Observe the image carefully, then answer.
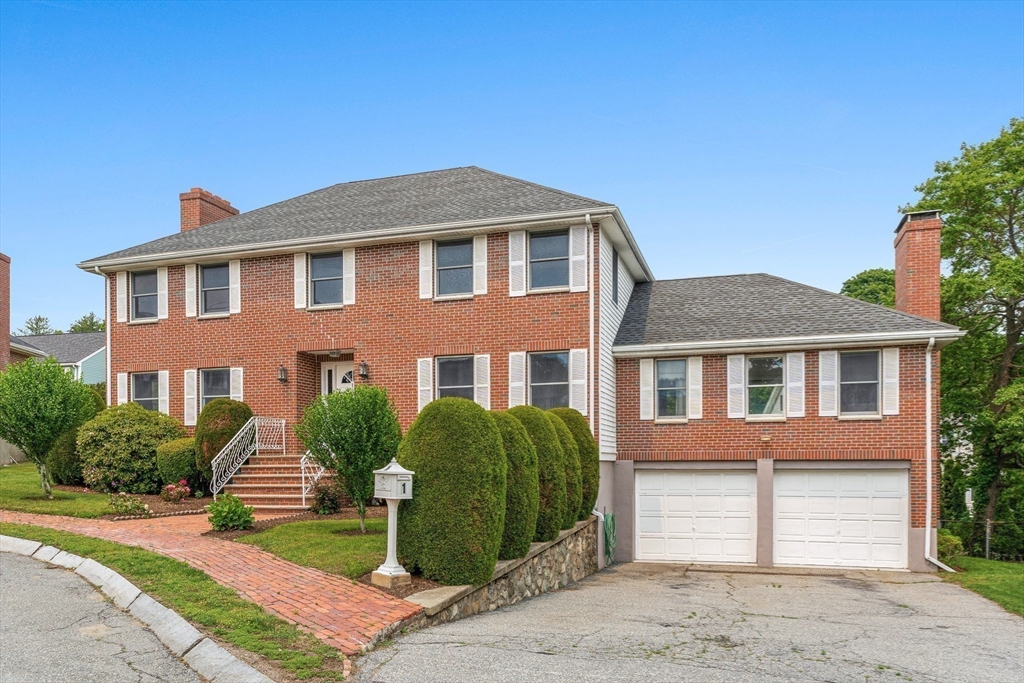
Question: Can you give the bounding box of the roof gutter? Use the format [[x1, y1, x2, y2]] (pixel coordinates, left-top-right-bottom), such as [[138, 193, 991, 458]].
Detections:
[[613, 329, 966, 357]]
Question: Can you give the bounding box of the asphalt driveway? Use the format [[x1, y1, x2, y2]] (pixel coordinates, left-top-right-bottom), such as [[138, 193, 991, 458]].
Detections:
[[356, 562, 1024, 683]]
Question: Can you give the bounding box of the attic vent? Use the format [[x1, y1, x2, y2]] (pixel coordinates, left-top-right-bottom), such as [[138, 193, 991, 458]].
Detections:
[[909, 211, 939, 221]]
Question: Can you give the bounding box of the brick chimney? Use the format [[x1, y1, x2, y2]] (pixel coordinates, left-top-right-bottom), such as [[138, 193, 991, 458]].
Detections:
[[0, 252, 9, 370], [179, 188, 238, 231], [894, 210, 942, 321]]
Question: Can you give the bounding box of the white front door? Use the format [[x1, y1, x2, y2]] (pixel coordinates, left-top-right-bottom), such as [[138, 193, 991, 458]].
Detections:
[[774, 470, 908, 569], [321, 361, 354, 395], [635, 470, 757, 563]]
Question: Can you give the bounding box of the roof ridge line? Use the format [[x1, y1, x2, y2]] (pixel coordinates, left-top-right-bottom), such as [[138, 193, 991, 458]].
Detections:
[[469, 167, 609, 207]]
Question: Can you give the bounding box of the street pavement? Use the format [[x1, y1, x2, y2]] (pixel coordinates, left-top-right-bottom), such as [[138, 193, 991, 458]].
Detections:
[[355, 562, 1024, 683], [0, 552, 199, 683]]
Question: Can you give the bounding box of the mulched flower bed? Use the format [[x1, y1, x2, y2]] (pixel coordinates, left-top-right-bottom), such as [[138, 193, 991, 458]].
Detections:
[[52, 484, 211, 519], [201, 505, 389, 540]]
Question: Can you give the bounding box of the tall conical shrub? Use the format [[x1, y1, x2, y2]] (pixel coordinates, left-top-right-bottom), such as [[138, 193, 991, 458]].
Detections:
[[508, 405, 566, 543], [491, 410, 539, 559]]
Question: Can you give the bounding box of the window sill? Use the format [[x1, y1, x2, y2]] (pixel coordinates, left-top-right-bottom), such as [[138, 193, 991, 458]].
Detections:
[[198, 313, 231, 320], [837, 414, 883, 421], [306, 304, 345, 311], [433, 294, 474, 302], [527, 286, 571, 295], [654, 417, 689, 424], [745, 416, 786, 423], [128, 318, 159, 325]]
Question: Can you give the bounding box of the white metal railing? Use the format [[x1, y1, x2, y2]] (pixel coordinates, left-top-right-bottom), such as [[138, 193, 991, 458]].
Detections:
[[300, 451, 326, 508], [211, 417, 286, 498]]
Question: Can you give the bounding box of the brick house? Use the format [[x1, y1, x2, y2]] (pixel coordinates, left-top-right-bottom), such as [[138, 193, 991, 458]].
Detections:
[[78, 167, 962, 572]]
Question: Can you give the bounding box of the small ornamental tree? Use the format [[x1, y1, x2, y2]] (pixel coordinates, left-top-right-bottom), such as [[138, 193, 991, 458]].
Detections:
[[296, 386, 401, 532], [547, 411, 582, 530], [549, 407, 600, 521], [194, 399, 253, 485], [0, 358, 95, 497], [397, 398, 507, 585], [491, 411, 540, 560], [508, 405, 566, 543]]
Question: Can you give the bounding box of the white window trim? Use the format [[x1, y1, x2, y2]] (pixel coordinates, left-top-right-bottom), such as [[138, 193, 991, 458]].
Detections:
[[527, 229, 572, 294], [130, 371, 161, 412], [199, 263, 232, 318], [745, 353, 787, 422], [199, 367, 232, 408], [306, 252, 346, 310], [527, 350, 571, 409], [433, 239, 475, 300], [435, 355, 475, 399], [838, 349, 883, 417], [129, 270, 159, 323]]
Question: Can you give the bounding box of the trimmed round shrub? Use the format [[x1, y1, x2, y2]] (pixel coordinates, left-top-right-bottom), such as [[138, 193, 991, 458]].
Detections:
[[194, 398, 253, 483], [508, 405, 566, 543], [78, 403, 186, 493], [549, 407, 599, 521], [397, 398, 507, 586], [547, 411, 582, 530], [491, 411, 540, 560], [45, 393, 105, 486], [156, 437, 199, 488]]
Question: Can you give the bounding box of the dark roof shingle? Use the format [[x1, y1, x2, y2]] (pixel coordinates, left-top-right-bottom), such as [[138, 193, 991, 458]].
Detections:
[[614, 274, 959, 347], [82, 167, 609, 264], [14, 332, 105, 363]]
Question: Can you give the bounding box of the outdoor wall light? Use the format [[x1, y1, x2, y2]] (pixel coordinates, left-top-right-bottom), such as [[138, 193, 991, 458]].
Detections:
[[358, 361, 370, 380], [328, 350, 341, 358], [277, 365, 288, 384]]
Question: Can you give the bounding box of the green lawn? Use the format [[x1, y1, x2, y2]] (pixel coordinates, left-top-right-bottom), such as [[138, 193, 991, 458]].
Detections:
[[945, 556, 1024, 616], [0, 463, 110, 518], [0, 522, 346, 681], [238, 518, 388, 580]]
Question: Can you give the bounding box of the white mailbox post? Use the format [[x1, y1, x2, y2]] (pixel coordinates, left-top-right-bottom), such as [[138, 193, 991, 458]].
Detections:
[[371, 459, 414, 588]]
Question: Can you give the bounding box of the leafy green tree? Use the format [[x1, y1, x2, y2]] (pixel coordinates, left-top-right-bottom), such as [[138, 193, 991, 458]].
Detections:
[[296, 386, 401, 532], [68, 312, 105, 333], [901, 119, 1023, 542], [840, 268, 895, 308], [17, 315, 57, 336], [0, 358, 95, 496]]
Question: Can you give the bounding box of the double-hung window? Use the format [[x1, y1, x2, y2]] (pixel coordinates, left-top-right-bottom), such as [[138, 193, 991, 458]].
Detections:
[[132, 372, 159, 411], [840, 351, 880, 415], [656, 359, 687, 419], [435, 239, 474, 297], [200, 264, 230, 315], [131, 271, 158, 321], [200, 368, 230, 408], [310, 253, 344, 306], [436, 356, 474, 399], [529, 351, 569, 409], [528, 230, 569, 290], [747, 355, 784, 417]]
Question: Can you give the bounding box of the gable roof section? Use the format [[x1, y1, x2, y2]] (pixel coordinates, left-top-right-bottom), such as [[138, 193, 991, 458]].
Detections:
[[80, 167, 613, 267], [14, 332, 105, 364], [10, 335, 46, 357], [614, 274, 962, 352]]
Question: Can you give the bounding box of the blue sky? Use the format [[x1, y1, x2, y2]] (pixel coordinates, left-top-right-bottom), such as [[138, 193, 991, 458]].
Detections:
[[1, 1, 1021, 331]]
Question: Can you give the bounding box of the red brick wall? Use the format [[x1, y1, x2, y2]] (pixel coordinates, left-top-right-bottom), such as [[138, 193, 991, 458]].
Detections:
[[0, 252, 9, 371], [894, 213, 941, 321], [108, 231, 600, 453], [179, 188, 238, 232], [616, 347, 940, 527]]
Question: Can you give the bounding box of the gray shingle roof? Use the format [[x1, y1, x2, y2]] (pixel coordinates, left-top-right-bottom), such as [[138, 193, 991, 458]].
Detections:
[[82, 167, 610, 265], [614, 274, 959, 347], [14, 332, 105, 363], [10, 335, 43, 353]]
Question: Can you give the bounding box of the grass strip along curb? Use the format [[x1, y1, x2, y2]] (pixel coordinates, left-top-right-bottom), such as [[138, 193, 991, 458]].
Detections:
[[0, 523, 347, 682], [945, 556, 1024, 617]]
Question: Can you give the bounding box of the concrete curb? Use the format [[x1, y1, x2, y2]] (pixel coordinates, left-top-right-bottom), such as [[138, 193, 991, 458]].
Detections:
[[1, 534, 274, 683]]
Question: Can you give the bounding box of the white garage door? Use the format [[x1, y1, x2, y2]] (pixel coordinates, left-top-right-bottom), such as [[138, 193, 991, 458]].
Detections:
[[635, 470, 757, 563], [774, 470, 908, 569]]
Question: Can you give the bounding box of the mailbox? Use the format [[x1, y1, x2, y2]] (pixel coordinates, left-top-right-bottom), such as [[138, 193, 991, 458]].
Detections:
[[374, 459, 413, 500]]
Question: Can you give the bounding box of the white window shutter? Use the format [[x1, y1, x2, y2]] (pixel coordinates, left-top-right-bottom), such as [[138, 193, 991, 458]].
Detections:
[[474, 354, 491, 410], [508, 231, 526, 297], [158, 370, 169, 415], [417, 358, 433, 412], [508, 352, 526, 407], [185, 264, 197, 317], [727, 355, 745, 418], [639, 358, 654, 421], [230, 367, 243, 402], [786, 352, 805, 418], [117, 372, 128, 405], [883, 348, 900, 415], [687, 356, 703, 419], [419, 241, 433, 299], [157, 267, 168, 319], [116, 272, 127, 322], [183, 370, 197, 426], [818, 350, 838, 416], [569, 349, 588, 415], [293, 254, 307, 309], [342, 248, 356, 305], [569, 225, 588, 293], [473, 234, 488, 295], [228, 260, 241, 314]]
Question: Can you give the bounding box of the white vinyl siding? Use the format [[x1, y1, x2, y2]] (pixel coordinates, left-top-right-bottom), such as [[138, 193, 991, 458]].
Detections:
[[185, 264, 197, 317], [598, 229, 634, 454]]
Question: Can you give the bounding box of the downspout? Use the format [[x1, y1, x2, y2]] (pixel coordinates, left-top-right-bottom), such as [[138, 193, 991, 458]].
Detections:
[[924, 336, 954, 572], [585, 214, 595, 433], [95, 267, 111, 406]]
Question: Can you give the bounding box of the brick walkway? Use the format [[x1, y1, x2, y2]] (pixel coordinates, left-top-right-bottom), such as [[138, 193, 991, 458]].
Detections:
[[0, 511, 422, 654]]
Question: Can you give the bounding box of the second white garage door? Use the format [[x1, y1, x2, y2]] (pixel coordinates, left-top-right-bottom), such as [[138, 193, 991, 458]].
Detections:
[[635, 470, 757, 563], [774, 470, 908, 569]]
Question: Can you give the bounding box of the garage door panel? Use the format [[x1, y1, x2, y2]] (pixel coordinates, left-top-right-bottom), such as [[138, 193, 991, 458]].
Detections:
[[776, 497, 806, 515], [806, 542, 838, 561], [638, 515, 663, 534], [776, 518, 806, 536], [638, 472, 664, 490], [870, 543, 903, 564], [694, 516, 722, 534], [638, 496, 663, 512], [839, 474, 870, 494], [871, 520, 902, 540], [871, 498, 903, 516], [638, 537, 665, 557], [665, 538, 693, 557], [665, 472, 692, 492], [839, 520, 870, 539], [808, 474, 839, 495], [665, 516, 693, 534], [722, 473, 755, 492], [695, 496, 723, 513], [666, 495, 692, 513], [807, 497, 839, 515], [807, 518, 838, 538], [723, 495, 753, 513], [838, 542, 870, 561], [695, 475, 724, 491], [871, 472, 905, 495]]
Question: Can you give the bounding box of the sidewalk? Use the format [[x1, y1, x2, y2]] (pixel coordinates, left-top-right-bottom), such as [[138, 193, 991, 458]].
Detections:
[[0, 510, 422, 654]]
